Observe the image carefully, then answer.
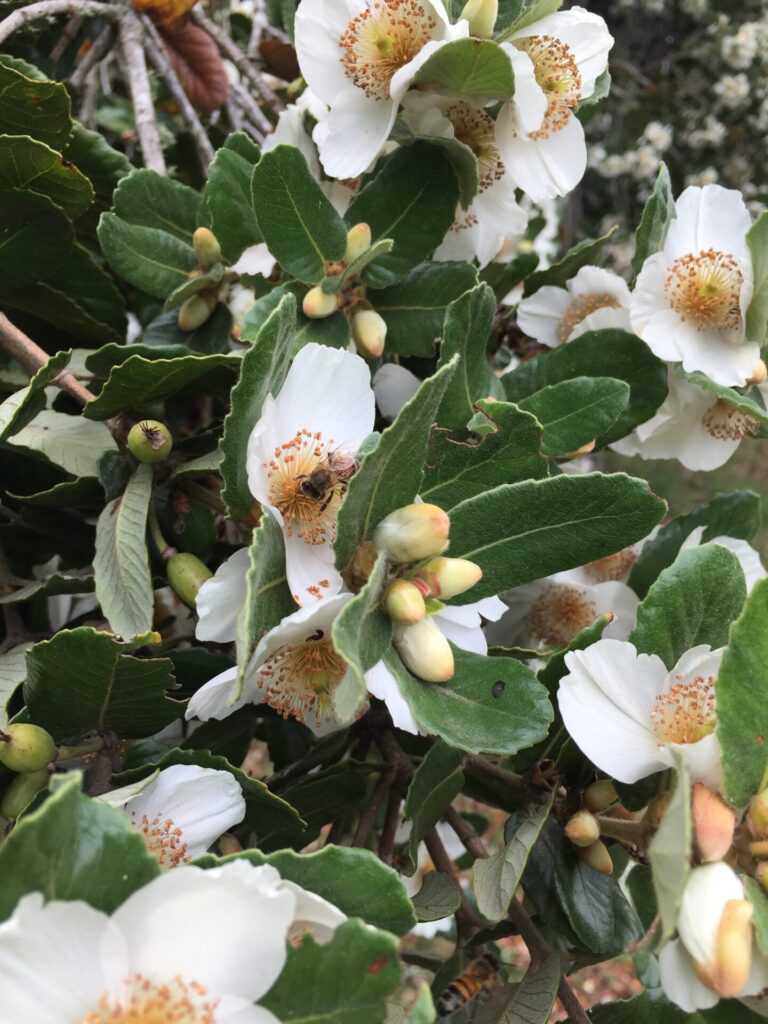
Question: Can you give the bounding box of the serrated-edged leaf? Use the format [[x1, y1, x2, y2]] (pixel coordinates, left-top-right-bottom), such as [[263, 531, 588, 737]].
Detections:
[[747, 211, 768, 344], [0, 133, 93, 218], [517, 377, 630, 456], [0, 349, 69, 443], [437, 283, 500, 432], [112, 167, 201, 240], [474, 953, 561, 1024], [404, 740, 464, 872], [630, 543, 746, 669], [386, 646, 552, 755], [447, 473, 666, 605], [205, 141, 261, 262], [93, 463, 154, 639], [335, 357, 457, 571], [0, 188, 73, 293], [0, 643, 31, 728], [0, 774, 160, 923], [523, 228, 616, 295], [648, 752, 691, 943], [97, 213, 197, 298], [9, 409, 116, 476], [24, 627, 180, 740], [221, 293, 296, 519], [414, 37, 514, 102], [251, 144, 347, 283], [411, 871, 461, 922], [474, 788, 554, 922], [631, 162, 675, 280], [0, 60, 72, 150]]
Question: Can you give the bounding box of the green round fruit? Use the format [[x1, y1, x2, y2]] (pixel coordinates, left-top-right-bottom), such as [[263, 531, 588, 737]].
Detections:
[[0, 724, 56, 773], [127, 420, 173, 463], [0, 769, 49, 819], [167, 552, 213, 608]]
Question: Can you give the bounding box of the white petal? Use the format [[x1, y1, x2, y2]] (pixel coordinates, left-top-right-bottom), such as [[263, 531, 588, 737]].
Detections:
[[435, 615, 487, 654], [570, 306, 632, 339], [186, 666, 247, 722], [670, 644, 722, 683], [293, 0, 357, 106], [499, 47, 547, 135], [501, 115, 587, 202], [281, 879, 346, 943], [283, 527, 343, 606], [315, 90, 396, 179], [251, 593, 354, 669], [591, 581, 639, 641], [665, 185, 752, 262], [516, 286, 572, 346], [196, 547, 250, 643], [568, 265, 631, 304], [659, 939, 720, 1013], [373, 364, 421, 420], [230, 243, 277, 278], [673, 733, 724, 790], [217, 997, 282, 1024], [365, 660, 420, 734], [677, 862, 744, 964], [516, 8, 613, 98]]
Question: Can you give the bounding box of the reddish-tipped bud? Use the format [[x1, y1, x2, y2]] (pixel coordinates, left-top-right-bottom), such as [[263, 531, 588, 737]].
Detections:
[[577, 839, 614, 876], [565, 810, 601, 848], [374, 503, 450, 564], [344, 222, 372, 263], [167, 552, 213, 608], [394, 617, 454, 683], [0, 724, 56, 773], [415, 556, 482, 600], [692, 783, 736, 863], [352, 310, 387, 358], [584, 779, 619, 813], [385, 579, 426, 624], [193, 227, 222, 269], [302, 285, 338, 319], [749, 789, 768, 835], [127, 419, 173, 463], [460, 0, 498, 37], [0, 769, 49, 820], [178, 291, 217, 330]]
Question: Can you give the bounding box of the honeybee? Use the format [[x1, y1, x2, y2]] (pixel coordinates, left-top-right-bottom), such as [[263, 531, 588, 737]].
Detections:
[[297, 449, 359, 512], [437, 954, 500, 1017]]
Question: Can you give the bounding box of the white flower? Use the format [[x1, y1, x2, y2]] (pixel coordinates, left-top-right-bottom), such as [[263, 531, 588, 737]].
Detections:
[[682, 528, 766, 593], [643, 120, 673, 152], [516, 265, 631, 347], [659, 863, 768, 1013], [196, 546, 252, 642], [0, 860, 344, 1024], [294, 0, 468, 178], [495, 7, 613, 202], [246, 342, 375, 606], [558, 638, 724, 787], [373, 363, 421, 420], [630, 185, 758, 387], [611, 368, 755, 471], [98, 764, 246, 869]]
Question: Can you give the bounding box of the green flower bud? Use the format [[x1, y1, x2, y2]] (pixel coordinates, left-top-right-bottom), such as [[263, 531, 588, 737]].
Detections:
[[0, 769, 49, 819], [385, 579, 426, 624], [193, 227, 222, 270], [460, 0, 498, 37], [0, 724, 56, 773], [415, 556, 482, 600], [167, 552, 213, 608], [302, 285, 338, 319], [564, 810, 601, 848], [584, 779, 619, 813], [344, 222, 372, 263], [352, 309, 387, 358], [394, 617, 454, 683], [577, 839, 614, 876], [373, 503, 450, 564], [127, 420, 173, 463], [178, 291, 217, 331]]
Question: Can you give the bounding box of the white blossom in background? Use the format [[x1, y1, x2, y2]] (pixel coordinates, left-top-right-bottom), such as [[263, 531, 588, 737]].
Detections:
[[516, 265, 631, 347], [558, 638, 724, 788], [713, 73, 750, 110], [294, 0, 468, 178], [0, 860, 345, 1024], [631, 184, 758, 387], [495, 7, 613, 202]]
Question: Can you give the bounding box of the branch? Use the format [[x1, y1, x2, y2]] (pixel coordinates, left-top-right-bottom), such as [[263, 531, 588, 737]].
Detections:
[[464, 754, 528, 802], [444, 806, 489, 861], [70, 22, 114, 89], [0, 0, 114, 48], [118, 7, 166, 174], [49, 14, 84, 62], [352, 767, 396, 848]]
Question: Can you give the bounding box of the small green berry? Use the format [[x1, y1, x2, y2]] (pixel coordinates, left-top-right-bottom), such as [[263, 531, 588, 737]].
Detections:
[[127, 420, 173, 463], [167, 552, 213, 608], [0, 724, 56, 773], [0, 769, 49, 819]]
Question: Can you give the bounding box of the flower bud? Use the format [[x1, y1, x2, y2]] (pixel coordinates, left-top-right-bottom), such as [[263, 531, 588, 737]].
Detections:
[[302, 285, 338, 319], [564, 439, 596, 460], [460, 0, 498, 37], [394, 617, 454, 683], [0, 769, 49, 819], [584, 779, 618, 813], [385, 579, 426, 624], [127, 419, 173, 463], [352, 310, 387, 359], [757, 862, 768, 893], [167, 552, 213, 608], [749, 840, 768, 857], [374, 503, 450, 564], [344, 222, 372, 263], [0, 724, 56, 773], [415, 556, 482, 600], [702, 899, 754, 998], [577, 839, 614, 875], [749, 789, 768, 835], [193, 227, 222, 270], [565, 810, 601, 848], [747, 360, 768, 386], [178, 291, 217, 331], [692, 783, 736, 863]]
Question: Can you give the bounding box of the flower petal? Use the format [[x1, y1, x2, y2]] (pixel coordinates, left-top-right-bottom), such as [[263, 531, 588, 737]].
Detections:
[[658, 939, 720, 1013], [500, 114, 587, 202], [373, 364, 421, 420], [365, 660, 420, 734], [195, 547, 250, 643], [185, 666, 246, 723]]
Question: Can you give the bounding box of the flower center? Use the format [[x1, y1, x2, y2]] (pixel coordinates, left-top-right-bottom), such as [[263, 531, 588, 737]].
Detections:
[[77, 974, 218, 1024], [557, 293, 622, 343], [516, 34, 581, 138], [665, 249, 743, 332], [528, 583, 596, 647], [265, 430, 347, 546], [702, 399, 757, 441], [128, 812, 191, 869], [340, 0, 437, 100], [258, 631, 347, 727], [446, 102, 504, 192], [583, 546, 638, 583], [650, 674, 716, 745]]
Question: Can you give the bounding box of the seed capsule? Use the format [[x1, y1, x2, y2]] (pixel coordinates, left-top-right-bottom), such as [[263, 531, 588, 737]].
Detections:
[[127, 419, 173, 463], [0, 724, 56, 773]]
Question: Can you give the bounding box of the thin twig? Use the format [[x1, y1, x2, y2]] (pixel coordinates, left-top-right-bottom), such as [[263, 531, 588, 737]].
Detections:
[[464, 754, 527, 802], [230, 80, 270, 140], [78, 66, 100, 127], [0, 0, 114, 48], [444, 806, 489, 861], [70, 22, 113, 89], [49, 13, 83, 62], [247, 0, 268, 58], [118, 7, 167, 174], [379, 786, 402, 865], [352, 767, 396, 849], [425, 828, 482, 940]]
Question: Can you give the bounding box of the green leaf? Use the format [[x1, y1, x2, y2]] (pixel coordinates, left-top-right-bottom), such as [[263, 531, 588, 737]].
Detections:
[[474, 788, 554, 922], [676, 368, 768, 430], [8, 409, 117, 476], [0, 134, 93, 219], [373, 260, 479, 357], [413, 38, 515, 102], [0, 349, 70, 443], [648, 753, 691, 943], [0, 59, 72, 150], [0, 774, 160, 923], [84, 352, 239, 419], [0, 566, 93, 606], [332, 554, 393, 723], [142, 303, 233, 354], [421, 398, 546, 509], [404, 741, 464, 871], [0, 643, 31, 729], [261, 919, 400, 1024], [112, 167, 201, 240], [537, 613, 614, 696], [169, 448, 224, 480], [630, 543, 747, 668], [411, 871, 461, 922], [437, 283, 500, 432], [345, 144, 460, 289], [387, 646, 552, 755], [24, 627, 180, 740], [0, 188, 73, 293], [631, 162, 675, 280], [716, 577, 768, 807], [502, 330, 668, 446], [164, 264, 224, 311], [585, 992, 691, 1023], [392, 121, 479, 208], [448, 473, 666, 604], [97, 212, 197, 299], [63, 123, 131, 203], [496, 0, 563, 38], [475, 954, 561, 1024], [747, 211, 768, 344], [523, 229, 616, 296], [9, 476, 102, 508], [518, 377, 630, 456], [220, 293, 296, 519], [205, 138, 262, 262], [335, 358, 457, 570], [93, 463, 154, 639], [481, 250, 540, 301], [251, 144, 347, 283]]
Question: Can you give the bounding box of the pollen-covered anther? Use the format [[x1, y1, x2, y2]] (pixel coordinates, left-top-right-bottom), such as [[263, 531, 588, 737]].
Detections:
[[265, 429, 342, 545], [557, 293, 622, 343], [702, 400, 757, 442], [78, 972, 218, 1023], [584, 546, 638, 583], [516, 34, 582, 139], [340, 0, 437, 99], [446, 102, 505, 192], [665, 248, 743, 332], [129, 812, 191, 869], [527, 583, 596, 647], [259, 633, 347, 726], [650, 674, 716, 745]]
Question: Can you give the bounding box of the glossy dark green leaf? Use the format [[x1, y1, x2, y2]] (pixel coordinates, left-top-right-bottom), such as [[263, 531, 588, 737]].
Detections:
[[0, 188, 72, 293], [631, 162, 675, 280], [0, 59, 72, 150], [437, 283, 501, 432], [205, 138, 262, 261], [475, 954, 561, 1024], [0, 349, 70, 443], [97, 212, 197, 298], [413, 38, 515, 102], [0, 134, 93, 218], [404, 740, 464, 871], [63, 123, 132, 203], [392, 120, 479, 208], [111, 168, 201, 240], [518, 377, 629, 456]]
